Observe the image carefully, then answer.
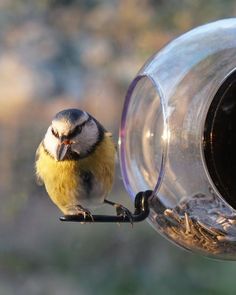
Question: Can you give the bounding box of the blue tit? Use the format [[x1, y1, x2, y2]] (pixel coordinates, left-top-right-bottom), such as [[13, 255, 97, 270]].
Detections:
[[35, 108, 130, 219]]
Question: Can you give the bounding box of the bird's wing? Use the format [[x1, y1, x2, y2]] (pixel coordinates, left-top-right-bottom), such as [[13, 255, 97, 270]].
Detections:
[[35, 142, 44, 186]]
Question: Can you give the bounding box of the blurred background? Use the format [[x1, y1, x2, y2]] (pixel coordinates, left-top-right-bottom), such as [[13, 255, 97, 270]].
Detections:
[[1, 0, 236, 294]]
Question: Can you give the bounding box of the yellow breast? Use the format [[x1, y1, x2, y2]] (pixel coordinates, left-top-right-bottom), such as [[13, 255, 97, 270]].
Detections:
[[35, 135, 116, 213]]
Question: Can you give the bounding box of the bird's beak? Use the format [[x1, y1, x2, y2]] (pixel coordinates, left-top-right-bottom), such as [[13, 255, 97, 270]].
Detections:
[[56, 139, 72, 161]]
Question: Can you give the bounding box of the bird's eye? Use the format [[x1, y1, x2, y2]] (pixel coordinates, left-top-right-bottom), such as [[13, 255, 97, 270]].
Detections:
[[75, 125, 82, 134], [51, 128, 59, 138], [68, 125, 82, 138]]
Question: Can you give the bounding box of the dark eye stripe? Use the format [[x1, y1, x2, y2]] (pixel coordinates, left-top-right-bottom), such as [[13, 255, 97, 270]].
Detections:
[[67, 117, 91, 139], [52, 128, 59, 138], [68, 125, 82, 138]]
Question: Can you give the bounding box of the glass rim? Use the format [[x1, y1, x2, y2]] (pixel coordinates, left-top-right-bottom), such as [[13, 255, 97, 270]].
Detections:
[[119, 74, 168, 199]]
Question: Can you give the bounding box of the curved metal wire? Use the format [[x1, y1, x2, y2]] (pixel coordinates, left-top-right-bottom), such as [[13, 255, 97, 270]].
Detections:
[[60, 190, 153, 223]]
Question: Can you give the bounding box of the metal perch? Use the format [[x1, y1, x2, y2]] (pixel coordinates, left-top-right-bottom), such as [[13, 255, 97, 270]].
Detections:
[[60, 190, 153, 223]]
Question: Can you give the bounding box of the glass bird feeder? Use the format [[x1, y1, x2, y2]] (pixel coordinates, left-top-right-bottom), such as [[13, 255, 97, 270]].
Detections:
[[119, 18, 236, 260]]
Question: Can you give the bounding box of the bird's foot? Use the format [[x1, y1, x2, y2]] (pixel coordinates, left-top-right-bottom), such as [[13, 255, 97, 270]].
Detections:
[[104, 199, 133, 225], [75, 205, 94, 222], [116, 204, 134, 226]]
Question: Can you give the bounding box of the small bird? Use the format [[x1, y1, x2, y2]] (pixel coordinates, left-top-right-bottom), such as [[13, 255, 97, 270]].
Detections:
[[35, 108, 131, 220]]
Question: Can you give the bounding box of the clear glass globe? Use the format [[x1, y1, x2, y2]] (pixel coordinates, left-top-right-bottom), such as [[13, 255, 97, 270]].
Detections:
[[119, 19, 236, 260]]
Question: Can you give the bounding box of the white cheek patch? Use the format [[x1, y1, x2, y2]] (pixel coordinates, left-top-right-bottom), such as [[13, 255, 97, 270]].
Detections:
[[44, 126, 59, 159]]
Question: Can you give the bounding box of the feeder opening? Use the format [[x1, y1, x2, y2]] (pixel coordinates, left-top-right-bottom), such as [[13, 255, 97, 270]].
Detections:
[[204, 69, 236, 209]]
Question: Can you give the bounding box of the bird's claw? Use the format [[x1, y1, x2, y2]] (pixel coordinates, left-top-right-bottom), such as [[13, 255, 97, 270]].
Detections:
[[76, 206, 94, 222], [115, 204, 134, 226]]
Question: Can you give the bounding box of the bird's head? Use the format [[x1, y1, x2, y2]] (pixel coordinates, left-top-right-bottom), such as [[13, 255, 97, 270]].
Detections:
[[43, 109, 104, 161]]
